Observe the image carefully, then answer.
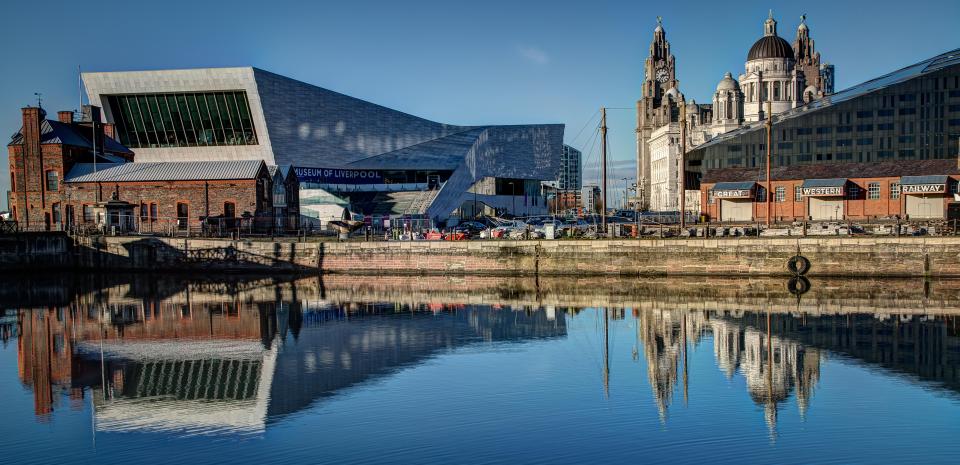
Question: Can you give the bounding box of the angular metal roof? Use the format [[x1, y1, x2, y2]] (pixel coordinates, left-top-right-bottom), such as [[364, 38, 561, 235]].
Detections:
[[900, 175, 949, 185], [712, 181, 757, 191], [65, 160, 265, 183], [693, 48, 960, 152], [801, 178, 848, 188]]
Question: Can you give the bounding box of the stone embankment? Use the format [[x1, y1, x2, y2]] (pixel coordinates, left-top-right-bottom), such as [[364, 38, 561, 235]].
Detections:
[[3, 233, 960, 277], [0, 235, 943, 277]]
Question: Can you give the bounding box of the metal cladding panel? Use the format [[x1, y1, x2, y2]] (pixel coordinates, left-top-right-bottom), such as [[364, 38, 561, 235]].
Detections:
[[253, 68, 469, 167], [427, 124, 564, 219], [82, 67, 275, 163], [65, 160, 264, 183], [343, 128, 488, 170]]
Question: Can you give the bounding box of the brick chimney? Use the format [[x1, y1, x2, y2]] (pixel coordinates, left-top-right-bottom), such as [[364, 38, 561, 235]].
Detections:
[[57, 111, 74, 123], [21, 107, 43, 159]]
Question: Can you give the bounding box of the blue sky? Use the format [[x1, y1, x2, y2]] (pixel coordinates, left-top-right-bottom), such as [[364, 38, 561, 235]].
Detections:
[[2, 0, 959, 209]]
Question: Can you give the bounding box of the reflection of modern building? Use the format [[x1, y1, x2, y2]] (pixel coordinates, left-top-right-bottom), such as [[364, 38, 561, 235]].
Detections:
[[81, 68, 564, 223], [12, 276, 566, 435]]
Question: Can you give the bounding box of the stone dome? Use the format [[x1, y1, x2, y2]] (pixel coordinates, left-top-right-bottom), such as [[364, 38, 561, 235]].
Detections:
[[716, 72, 740, 91], [747, 35, 794, 61]]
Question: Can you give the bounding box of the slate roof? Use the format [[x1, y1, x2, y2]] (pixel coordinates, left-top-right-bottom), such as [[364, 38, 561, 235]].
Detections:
[[702, 159, 960, 184], [901, 175, 949, 185], [712, 181, 757, 191], [8, 118, 132, 154], [65, 160, 266, 183], [801, 178, 848, 188]]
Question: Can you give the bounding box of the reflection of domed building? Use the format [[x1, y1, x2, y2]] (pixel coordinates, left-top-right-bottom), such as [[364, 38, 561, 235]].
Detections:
[[638, 309, 708, 421], [637, 12, 833, 211], [711, 317, 823, 437]]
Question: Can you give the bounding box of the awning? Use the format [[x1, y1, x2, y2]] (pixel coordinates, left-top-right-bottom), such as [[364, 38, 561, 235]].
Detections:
[[712, 181, 756, 199], [801, 178, 847, 196], [900, 175, 948, 194]]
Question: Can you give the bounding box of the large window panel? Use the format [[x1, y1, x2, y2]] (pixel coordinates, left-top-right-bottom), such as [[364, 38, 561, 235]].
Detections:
[[104, 91, 258, 148], [215, 92, 236, 144]]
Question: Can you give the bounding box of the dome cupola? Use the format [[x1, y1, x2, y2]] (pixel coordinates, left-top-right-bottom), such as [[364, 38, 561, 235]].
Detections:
[[747, 11, 794, 61]]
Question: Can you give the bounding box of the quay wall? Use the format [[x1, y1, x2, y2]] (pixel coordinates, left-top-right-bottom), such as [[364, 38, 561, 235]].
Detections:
[[42, 235, 960, 277]]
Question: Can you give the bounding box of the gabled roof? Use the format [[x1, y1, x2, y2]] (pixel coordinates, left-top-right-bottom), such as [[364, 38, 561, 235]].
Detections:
[[65, 160, 266, 183], [694, 48, 960, 152], [8, 119, 132, 154]]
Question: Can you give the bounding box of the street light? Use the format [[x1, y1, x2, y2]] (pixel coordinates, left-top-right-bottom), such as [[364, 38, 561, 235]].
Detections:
[[508, 181, 516, 216], [621, 177, 634, 210]]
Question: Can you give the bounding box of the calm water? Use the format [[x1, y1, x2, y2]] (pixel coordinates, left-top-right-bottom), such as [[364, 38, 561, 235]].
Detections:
[[2, 273, 959, 464]]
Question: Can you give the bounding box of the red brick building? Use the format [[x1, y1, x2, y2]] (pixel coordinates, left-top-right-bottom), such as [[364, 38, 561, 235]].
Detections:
[[8, 106, 297, 233], [65, 159, 274, 232], [700, 160, 960, 223], [7, 106, 133, 230]]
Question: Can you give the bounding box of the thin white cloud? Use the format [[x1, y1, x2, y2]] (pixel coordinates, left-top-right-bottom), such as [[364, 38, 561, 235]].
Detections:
[[517, 45, 550, 65]]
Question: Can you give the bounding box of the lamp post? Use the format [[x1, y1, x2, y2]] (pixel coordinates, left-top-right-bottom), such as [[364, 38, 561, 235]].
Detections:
[[508, 181, 516, 216], [621, 177, 633, 210]]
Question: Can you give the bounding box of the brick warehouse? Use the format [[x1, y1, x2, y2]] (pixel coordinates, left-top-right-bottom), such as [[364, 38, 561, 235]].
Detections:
[[700, 159, 960, 223], [7, 106, 297, 233]]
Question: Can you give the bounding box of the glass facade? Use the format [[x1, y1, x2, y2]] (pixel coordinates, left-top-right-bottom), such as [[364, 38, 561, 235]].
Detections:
[[104, 92, 257, 148], [688, 61, 960, 176]]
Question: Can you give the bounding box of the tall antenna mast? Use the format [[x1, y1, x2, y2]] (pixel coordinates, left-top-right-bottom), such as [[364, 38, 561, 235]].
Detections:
[[601, 107, 608, 233]]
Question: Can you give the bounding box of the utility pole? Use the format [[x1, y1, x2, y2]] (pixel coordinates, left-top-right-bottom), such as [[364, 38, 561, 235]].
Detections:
[[679, 102, 687, 229], [601, 107, 608, 233], [765, 100, 772, 228]]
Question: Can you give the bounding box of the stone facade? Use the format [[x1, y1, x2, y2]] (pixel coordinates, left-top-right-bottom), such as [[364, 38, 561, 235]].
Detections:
[[636, 13, 832, 210]]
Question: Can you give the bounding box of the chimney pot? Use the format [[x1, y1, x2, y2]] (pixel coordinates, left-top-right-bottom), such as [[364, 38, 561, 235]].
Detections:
[[57, 111, 74, 123]]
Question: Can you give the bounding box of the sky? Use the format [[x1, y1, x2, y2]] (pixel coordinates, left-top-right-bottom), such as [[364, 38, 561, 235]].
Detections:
[[2, 0, 959, 210]]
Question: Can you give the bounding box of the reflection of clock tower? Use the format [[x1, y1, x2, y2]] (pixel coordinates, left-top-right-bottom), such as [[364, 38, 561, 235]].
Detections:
[[636, 16, 680, 210]]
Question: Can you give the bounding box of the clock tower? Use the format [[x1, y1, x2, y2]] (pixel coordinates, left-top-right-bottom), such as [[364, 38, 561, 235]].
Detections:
[[636, 16, 680, 210]]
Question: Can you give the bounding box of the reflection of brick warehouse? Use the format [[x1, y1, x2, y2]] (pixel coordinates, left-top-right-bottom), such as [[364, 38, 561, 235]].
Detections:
[[16, 300, 269, 418], [17, 308, 82, 417]]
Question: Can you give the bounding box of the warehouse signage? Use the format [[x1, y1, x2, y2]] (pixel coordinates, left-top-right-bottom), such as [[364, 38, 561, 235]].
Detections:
[[294, 167, 384, 184], [801, 186, 844, 196], [901, 183, 946, 194], [713, 189, 752, 199]]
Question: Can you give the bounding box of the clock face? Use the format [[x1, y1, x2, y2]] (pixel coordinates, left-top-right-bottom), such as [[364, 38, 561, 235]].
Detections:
[[655, 67, 669, 83]]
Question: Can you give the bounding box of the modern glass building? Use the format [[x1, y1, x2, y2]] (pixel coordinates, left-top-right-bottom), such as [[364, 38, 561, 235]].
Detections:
[[687, 48, 960, 179], [81, 68, 564, 223]]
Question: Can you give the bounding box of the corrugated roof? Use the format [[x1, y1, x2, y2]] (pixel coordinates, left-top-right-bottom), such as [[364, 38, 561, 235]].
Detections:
[[713, 181, 756, 191], [65, 160, 265, 183], [900, 175, 949, 185], [702, 159, 960, 184], [693, 48, 960, 152], [801, 178, 848, 188]]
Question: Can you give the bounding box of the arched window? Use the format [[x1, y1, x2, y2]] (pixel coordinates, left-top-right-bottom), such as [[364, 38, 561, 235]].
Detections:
[[224, 202, 236, 218]]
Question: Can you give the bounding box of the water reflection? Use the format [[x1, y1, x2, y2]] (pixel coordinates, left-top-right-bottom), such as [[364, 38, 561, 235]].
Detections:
[[3, 273, 959, 443]]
